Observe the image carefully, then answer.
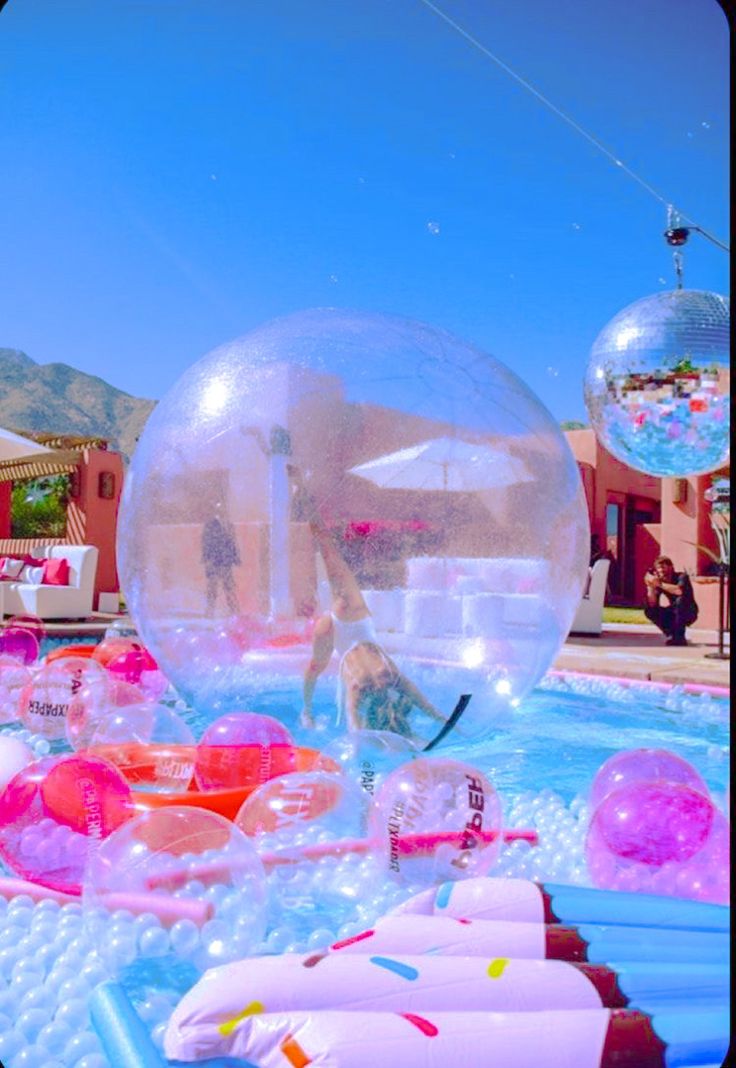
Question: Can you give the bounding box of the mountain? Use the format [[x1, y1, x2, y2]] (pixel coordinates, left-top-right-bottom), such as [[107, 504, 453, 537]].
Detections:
[[0, 348, 156, 460]]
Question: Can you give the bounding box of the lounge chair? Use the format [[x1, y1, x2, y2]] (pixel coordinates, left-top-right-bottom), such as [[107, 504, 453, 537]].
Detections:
[[569, 558, 610, 636]]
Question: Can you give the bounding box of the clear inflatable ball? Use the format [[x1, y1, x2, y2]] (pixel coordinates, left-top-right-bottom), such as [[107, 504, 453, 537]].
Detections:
[[83, 806, 267, 972], [589, 747, 710, 809], [368, 756, 503, 886], [118, 309, 589, 738]]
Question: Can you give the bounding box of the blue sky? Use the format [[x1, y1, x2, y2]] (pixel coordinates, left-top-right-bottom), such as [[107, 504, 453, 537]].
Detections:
[[0, 0, 729, 422]]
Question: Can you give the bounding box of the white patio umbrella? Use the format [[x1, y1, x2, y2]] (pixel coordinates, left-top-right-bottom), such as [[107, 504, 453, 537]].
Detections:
[[0, 427, 54, 462], [349, 435, 532, 493]]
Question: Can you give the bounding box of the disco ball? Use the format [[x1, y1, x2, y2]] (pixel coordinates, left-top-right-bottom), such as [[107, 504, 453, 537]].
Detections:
[[118, 308, 589, 739], [584, 289, 730, 477]]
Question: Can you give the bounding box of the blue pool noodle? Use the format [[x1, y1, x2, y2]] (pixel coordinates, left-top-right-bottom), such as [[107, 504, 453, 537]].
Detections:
[[89, 981, 167, 1068], [544, 884, 730, 933], [651, 1007, 731, 1067], [579, 924, 729, 966], [613, 962, 729, 1012]]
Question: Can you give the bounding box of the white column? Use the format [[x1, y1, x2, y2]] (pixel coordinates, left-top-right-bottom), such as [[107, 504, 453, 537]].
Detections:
[[269, 452, 292, 618]]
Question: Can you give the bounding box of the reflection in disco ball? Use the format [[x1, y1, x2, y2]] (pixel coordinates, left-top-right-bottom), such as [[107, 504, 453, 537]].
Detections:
[[118, 309, 589, 736], [584, 290, 730, 477]]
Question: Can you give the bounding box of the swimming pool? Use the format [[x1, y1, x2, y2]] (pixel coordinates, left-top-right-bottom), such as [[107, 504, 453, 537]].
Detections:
[[0, 648, 728, 1067], [176, 662, 730, 803], [24, 637, 733, 833]]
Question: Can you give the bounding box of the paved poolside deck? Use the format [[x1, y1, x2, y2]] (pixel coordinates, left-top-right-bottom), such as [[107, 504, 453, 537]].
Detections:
[[41, 613, 731, 693], [556, 623, 730, 691]]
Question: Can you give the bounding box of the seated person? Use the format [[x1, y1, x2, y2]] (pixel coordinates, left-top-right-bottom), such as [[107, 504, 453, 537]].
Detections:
[[292, 465, 445, 740], [643, 555, 698, 646]]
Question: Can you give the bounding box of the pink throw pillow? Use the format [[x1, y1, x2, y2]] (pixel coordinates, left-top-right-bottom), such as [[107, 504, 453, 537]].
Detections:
[[42, 557, 70, 586]]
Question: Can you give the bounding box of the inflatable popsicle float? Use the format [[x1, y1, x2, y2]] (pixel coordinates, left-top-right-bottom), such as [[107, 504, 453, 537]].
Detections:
[[164, 877, 730, 1067]]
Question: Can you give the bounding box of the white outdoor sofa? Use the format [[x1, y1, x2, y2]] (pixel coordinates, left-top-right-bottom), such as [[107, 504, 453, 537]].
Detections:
[[569, 557, 610, 636], [0, 544, 99, 621]]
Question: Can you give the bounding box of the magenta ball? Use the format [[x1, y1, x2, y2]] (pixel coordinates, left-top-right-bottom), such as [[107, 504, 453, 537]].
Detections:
[[0, 627, 40, 665], [195, 712, 295, 791], [199, 712, 293, 749], [0, 754, 134, 895], [589, 748, 709, 810], [586, 781, 730, 903]]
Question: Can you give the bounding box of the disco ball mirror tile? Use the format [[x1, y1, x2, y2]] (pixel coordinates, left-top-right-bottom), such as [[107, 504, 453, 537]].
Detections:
[[584, 290, 730, 477]]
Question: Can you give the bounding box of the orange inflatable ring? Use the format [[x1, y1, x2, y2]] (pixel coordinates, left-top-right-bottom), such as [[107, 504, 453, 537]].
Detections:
[[45, 643, 98, 664], [87, 743, 338, 822]]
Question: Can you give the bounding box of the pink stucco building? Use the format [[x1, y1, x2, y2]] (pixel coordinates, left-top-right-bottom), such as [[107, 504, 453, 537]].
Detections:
[[565, 428, 728, 631], [0, 422, 727, 632]]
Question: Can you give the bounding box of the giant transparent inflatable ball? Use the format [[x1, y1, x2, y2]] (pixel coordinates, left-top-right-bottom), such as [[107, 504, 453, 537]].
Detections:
[[119, 310, 589, 738], [584, 289, 730, 477]]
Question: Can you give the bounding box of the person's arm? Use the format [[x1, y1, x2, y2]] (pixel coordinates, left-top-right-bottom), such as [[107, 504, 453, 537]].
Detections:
[[659, 577, 684, 598], [301, 615, 334, 726], [344, 686, 364, 733], [393, 665, 445, 724], [644, 570, 661, 605]]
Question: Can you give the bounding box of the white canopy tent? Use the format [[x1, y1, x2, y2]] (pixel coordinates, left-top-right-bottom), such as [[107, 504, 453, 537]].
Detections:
[[0, 427, 55, 462]]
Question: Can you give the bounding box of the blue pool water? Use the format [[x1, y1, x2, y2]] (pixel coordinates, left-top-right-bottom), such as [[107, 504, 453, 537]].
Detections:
[[181, 669, 731, 805], [36, 635, 730, 804]]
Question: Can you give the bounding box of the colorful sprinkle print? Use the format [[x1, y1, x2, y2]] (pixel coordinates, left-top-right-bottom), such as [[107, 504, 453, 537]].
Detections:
[[218, 1000, 264, 1037], [400, 1013, 439, 1038], [302, 953, 327, 969], [435, 881, 454, 909], [280, 1033, 313, 1067], [369, 956, 419, 981], [331, 929, 375, 950], [487, 957, 510, 979]]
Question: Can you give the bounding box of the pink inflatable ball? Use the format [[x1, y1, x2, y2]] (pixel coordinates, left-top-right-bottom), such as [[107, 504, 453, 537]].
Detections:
[[0, 735, 34, 791], [585, 781, 730, 904], [0, 753, 134, 895], [369, 757, 504, 886], [105, 647, 169, 701], [0, 625, 40, 665], [65, 677, 148, 751], [5, 613, 46, 644], [18, 656, 108, 740], [589, 748, 710, 809], [91, 635, 143, 665], [83, 806, 267, 970], [0, 656, 32, 725], [195, 712, 294, 791]]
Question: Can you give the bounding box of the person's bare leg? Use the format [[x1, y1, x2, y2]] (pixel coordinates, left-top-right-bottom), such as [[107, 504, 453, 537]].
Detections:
[[223, 570, 239, 616], [288, 464, 369, 620], [205, 573, 217, 617]]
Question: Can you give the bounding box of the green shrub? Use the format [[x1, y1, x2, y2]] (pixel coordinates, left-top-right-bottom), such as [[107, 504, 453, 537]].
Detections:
[[11, 476, 69, 538]]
